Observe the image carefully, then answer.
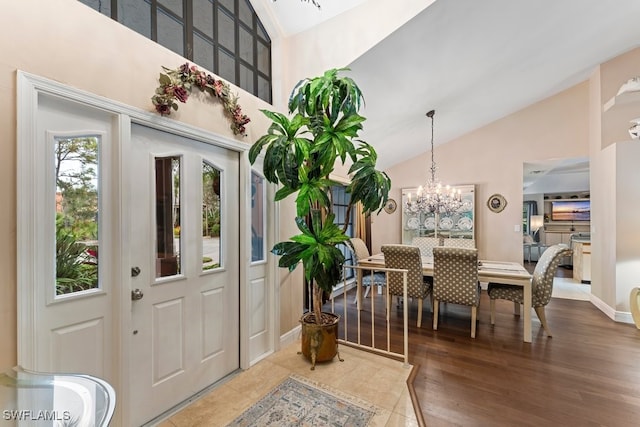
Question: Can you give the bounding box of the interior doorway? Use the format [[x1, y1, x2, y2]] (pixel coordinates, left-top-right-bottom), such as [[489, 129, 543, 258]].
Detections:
[[522, 157, 591, 299]]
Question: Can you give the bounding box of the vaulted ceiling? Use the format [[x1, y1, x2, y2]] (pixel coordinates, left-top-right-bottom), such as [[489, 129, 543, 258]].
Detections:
[[257, 1, 640, 191]]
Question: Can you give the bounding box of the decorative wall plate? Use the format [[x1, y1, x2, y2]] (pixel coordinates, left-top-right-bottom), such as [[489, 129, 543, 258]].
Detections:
[[384, 198, 397, 214], [487, 194, 507, 213], [439, 217, 454, 230], [424, 217, 436, 230], [407, 217, 420, 229], [457, 217, 473, 230]]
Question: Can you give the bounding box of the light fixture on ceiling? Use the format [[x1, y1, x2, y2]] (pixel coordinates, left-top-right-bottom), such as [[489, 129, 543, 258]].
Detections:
[[272, 0, 321, 10], [404, 110, 462, 215]]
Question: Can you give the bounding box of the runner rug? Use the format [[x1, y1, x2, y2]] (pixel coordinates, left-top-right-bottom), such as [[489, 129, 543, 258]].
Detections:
[[226, 374, 378, 426]]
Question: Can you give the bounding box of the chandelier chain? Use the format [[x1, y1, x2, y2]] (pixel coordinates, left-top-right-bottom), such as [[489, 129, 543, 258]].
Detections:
[[404, 109, 463, 216]]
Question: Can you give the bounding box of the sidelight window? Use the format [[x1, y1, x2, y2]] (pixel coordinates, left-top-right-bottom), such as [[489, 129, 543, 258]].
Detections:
[[54, 136, 100, 295], [202, 160, 222, 270], [155, 156, 182, 278]]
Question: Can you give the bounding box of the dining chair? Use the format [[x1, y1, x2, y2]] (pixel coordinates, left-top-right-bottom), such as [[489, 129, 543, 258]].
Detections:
[[381, 244, 433, 327], [443, 238, 476, 249], [346, 238, 387, 304], [411, 236, 441, 257], [487, 243, 572, 337], [432, 246, 481, 338]]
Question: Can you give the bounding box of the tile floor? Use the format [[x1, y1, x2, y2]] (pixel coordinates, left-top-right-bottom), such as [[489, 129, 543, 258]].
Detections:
[[156, 343, 417, 427]]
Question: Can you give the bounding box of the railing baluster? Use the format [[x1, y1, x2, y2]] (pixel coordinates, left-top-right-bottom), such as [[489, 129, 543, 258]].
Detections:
[[334, 264, 409, 365]]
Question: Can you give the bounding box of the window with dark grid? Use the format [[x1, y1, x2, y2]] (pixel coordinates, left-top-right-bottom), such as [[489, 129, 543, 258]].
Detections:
[[331, 185, 355, 280], [79, 0, 272, 103]]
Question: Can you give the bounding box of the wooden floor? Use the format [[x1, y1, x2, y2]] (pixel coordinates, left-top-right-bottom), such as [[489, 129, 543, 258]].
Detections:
[[329, 279, 640, 426]]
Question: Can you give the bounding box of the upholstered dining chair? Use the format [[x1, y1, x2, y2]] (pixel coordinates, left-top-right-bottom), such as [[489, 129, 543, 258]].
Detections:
[[381, 244, 433, 327], [443, 238, 476, 249], [432, 247, 481, 338], [346, 238, 386, 304], [487, 243, 572, 337], [411, 236, 441, 257]]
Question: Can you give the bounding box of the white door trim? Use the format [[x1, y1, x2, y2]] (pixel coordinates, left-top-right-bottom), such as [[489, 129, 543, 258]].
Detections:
[[16, 71, 254, 425]]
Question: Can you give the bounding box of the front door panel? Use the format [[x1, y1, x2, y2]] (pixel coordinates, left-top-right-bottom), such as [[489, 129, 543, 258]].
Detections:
[[129, 124, 239, 425]]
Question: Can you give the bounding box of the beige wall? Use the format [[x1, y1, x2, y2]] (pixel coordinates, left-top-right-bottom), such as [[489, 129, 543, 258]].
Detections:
[[591, 47, 640, 312], [376, 82, 590, 261], [0, 0, 276, 372]]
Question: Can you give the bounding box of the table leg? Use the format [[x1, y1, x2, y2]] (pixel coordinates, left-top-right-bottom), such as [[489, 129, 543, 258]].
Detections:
[[356, 268, 363, 310], [523, 278, 532, 343]]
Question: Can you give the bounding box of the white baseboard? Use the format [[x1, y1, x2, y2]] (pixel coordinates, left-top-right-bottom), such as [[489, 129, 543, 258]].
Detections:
[[280, 324, 301, 348], [589, 293, 634, 324]]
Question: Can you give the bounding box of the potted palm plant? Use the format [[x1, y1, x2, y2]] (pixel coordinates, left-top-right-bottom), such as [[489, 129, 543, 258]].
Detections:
[[249, 68, 391, 368]]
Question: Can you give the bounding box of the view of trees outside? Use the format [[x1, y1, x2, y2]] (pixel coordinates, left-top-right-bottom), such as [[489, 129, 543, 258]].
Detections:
[[156, 156, 181, 278], [55, 136, 99, 295], [202, 161, 221, 270]]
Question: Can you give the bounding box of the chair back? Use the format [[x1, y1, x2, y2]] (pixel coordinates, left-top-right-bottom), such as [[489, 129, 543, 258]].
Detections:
[[433, 247, 480, 306], [381, 244, 430, 299], [532, 244, 572, 306], [411, 236, 441, 257], [347, 237, 371, 262], [443, 238, 476, 249]]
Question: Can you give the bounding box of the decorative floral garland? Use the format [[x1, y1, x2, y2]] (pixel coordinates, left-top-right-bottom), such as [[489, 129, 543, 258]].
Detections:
[[152, 63, 251, 136]]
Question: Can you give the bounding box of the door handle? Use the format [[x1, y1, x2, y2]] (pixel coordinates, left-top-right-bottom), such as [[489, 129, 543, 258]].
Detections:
[[131, 289, 144, 301]]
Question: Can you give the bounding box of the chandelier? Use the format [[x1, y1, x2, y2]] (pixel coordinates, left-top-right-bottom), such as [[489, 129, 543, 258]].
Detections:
[[404, 110, 463, 215]]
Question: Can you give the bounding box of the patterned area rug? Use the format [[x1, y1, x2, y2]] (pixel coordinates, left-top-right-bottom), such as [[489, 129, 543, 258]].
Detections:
[[227, 374, 378, 426]]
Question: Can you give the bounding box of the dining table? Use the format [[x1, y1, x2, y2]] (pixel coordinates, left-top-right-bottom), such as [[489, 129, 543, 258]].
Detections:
[[357, 253, 534, 342]]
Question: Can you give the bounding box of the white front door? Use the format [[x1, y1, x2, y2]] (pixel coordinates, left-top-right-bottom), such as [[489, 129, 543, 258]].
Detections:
[[18, 93, 119, 381], [129, 124, 240, 425]]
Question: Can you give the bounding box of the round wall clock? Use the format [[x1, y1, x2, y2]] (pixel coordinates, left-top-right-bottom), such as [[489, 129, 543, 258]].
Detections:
[[384, 198, 397, 214], [487, 194, 507, 213]]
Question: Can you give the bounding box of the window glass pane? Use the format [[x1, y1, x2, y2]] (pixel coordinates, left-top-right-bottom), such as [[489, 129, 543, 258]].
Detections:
[[217, 7, 235, 51], [202, 161, 221, 270], [219, 0, 234, 13], [157, 9, 184, 56], [331, 185, 354, 279], [158, 0, 183, 17], [239, 64, 254, 94], [239, 26, 253, 63], [238, 0, 253, 26], [194, 33, 214, 71], [257, 40, 270, 75], [257, 22, 269, 41], [155, 157, 181, 278], [55, 136, 100, 295], [78, 0, 111, 16], [193, 0, 214, 38], [119, 0, 151, 38], [251, 172, 265, 262], [257, 76, 270, 103], [218, 48, 236, 84], [113, 0, 271, 103]]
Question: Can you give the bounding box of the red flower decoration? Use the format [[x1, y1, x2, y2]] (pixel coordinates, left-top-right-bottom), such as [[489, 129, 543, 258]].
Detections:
[[151, 62, 251, 136]]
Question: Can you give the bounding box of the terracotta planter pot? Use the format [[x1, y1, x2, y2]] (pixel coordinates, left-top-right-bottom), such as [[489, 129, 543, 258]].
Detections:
[[300, 312, 343, 370]]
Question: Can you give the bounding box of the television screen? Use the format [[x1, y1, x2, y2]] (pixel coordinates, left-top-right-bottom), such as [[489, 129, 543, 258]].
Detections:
[[550, 200, 590, 221]]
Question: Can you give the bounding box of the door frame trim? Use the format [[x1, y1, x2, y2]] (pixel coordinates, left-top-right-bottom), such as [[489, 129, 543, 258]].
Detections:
[[17, 71, 254, 425]]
